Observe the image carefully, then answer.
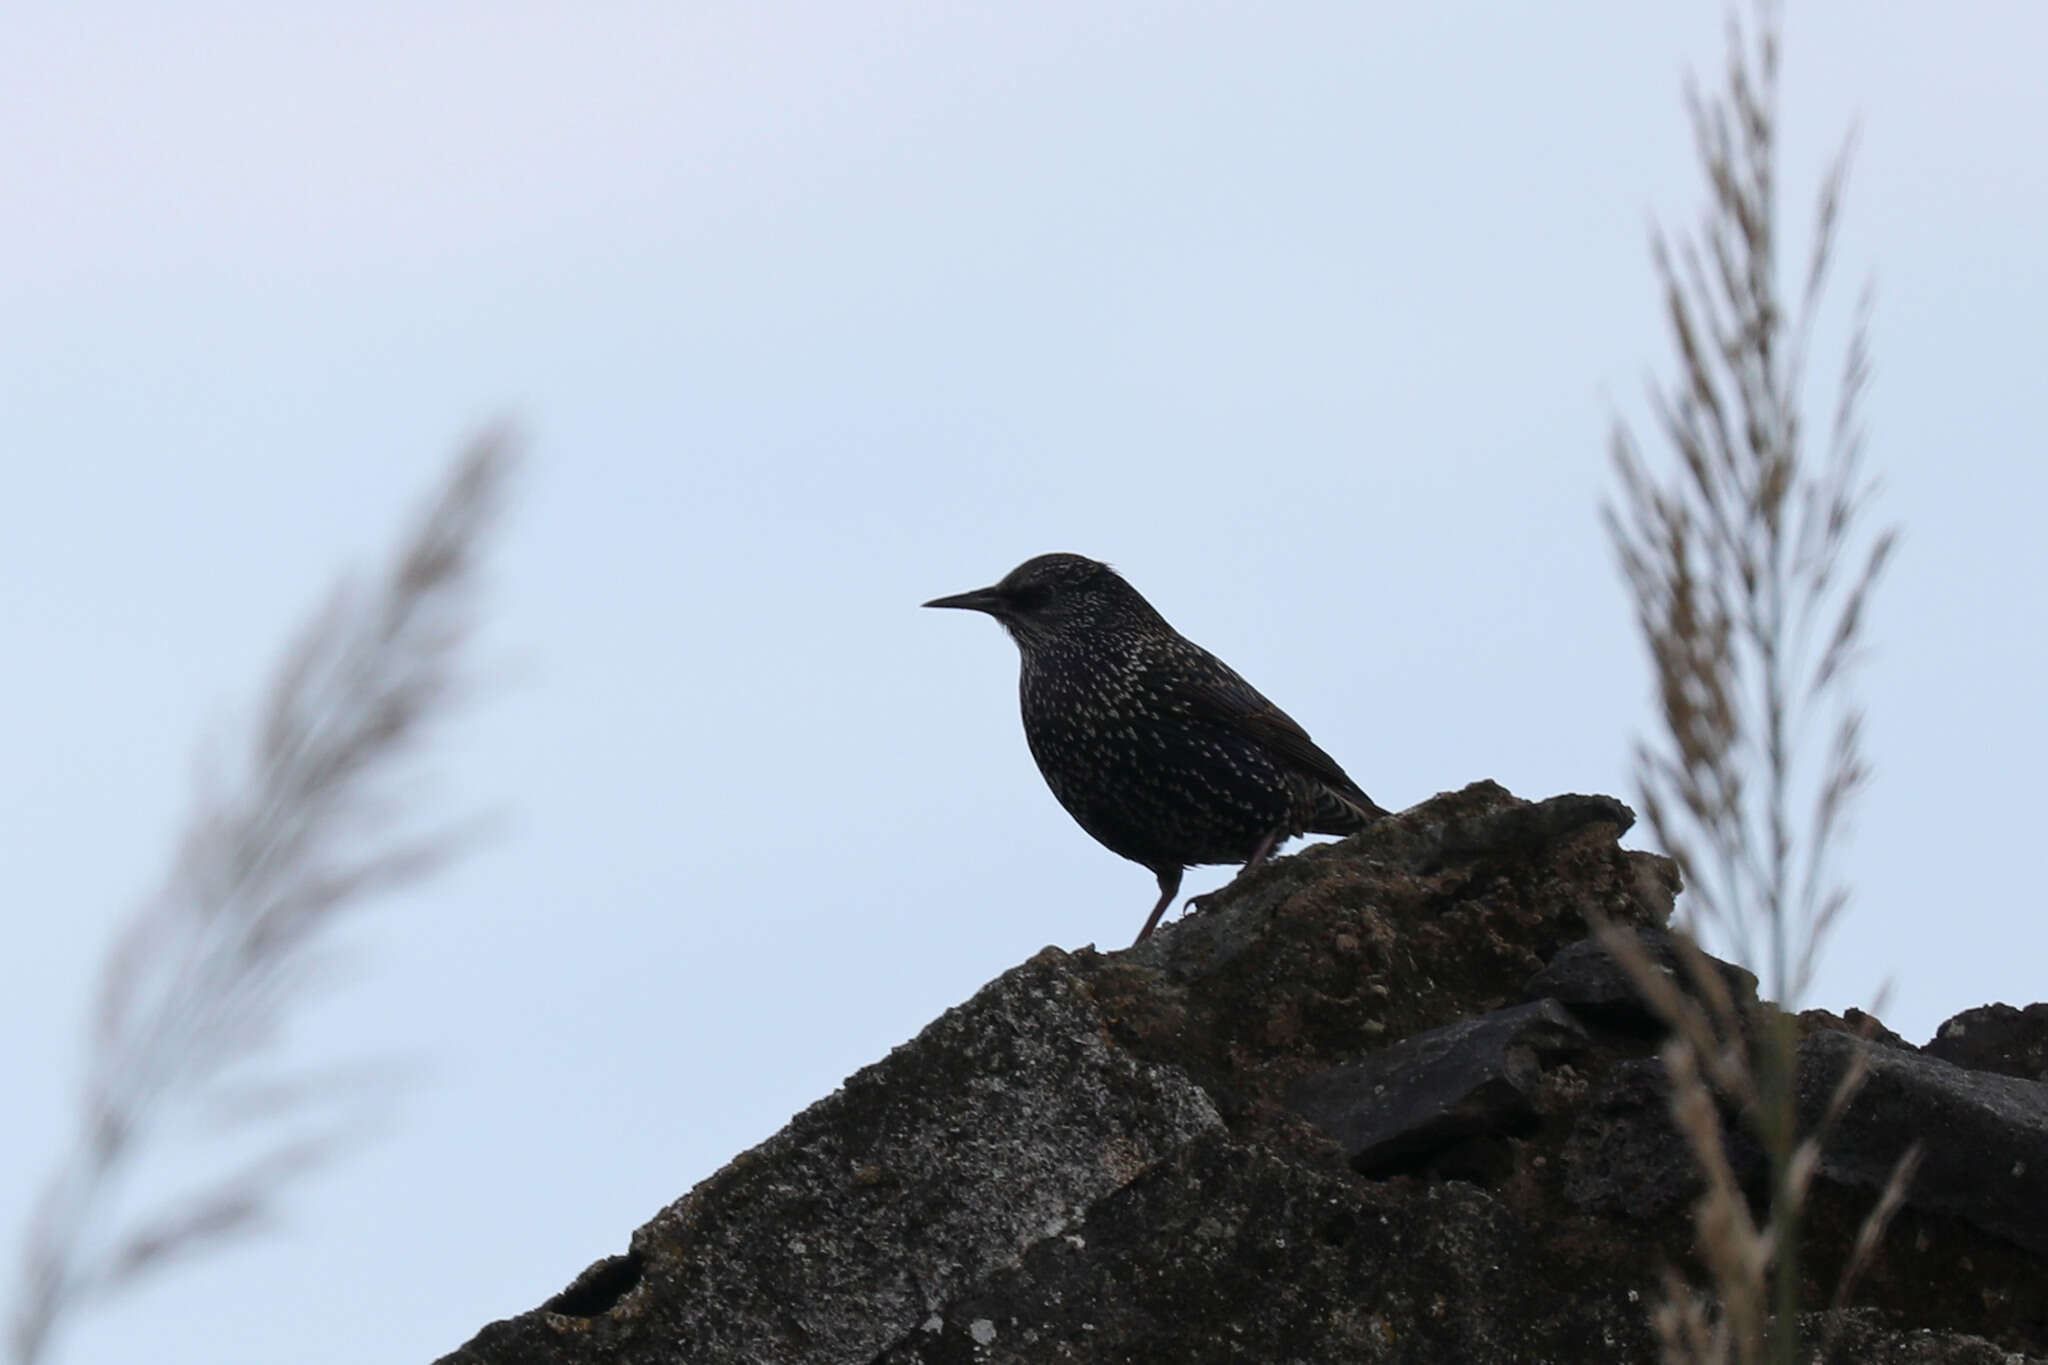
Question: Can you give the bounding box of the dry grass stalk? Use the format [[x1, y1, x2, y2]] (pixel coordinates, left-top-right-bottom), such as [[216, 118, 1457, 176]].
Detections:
[[10, 435, 516, 1365], [1602, 3, 1900, 1361], [1830, 1142, 1923, 1314]]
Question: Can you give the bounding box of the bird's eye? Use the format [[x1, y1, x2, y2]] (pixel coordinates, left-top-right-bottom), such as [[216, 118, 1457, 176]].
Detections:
[[1009, 583, 1054, 612]]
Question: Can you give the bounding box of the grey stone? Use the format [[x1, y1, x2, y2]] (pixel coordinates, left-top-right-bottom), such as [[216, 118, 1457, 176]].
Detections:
[[436, 949, 1222, 1365], [433, 786, 2048, 1363], [1563, 1058, 1699, 1220], [1524, 927, 1758, 1032], [1925, 1002, 2048, 1082], [872, 1133, 1652, 1365], [1436, 790, 1635, 861], [1285, 999, 1587, 1173], [1800, 1029, 2048, 1258], [1809, 1308, 2048, 1364]]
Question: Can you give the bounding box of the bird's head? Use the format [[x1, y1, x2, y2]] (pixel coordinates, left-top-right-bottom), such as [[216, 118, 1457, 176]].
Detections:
[[923, 553, 1158, 648]]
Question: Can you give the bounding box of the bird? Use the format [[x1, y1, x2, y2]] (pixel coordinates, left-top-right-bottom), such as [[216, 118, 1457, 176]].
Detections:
[[924, 553, 1386, 944]]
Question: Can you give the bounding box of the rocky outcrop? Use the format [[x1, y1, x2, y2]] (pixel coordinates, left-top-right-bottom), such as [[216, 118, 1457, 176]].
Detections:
[[1925, 1003, 2048, 1082], [436, 783, 2048, 1364]]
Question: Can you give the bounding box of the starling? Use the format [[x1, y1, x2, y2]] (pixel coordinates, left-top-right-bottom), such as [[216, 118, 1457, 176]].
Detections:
[[925, 553, 1387, 944]]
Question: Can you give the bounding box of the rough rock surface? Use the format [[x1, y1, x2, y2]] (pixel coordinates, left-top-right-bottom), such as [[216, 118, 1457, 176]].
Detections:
[[1563, 1057, 1743, 1222], [437, 783, 2048, 1364], [1925, 1003, 2048, 1082], [1798, 1029, 2048, 1258], [442, 952, 1220, 1365], [1285, 998, 1588, 1173], [1523, 926, 1759, 1031]]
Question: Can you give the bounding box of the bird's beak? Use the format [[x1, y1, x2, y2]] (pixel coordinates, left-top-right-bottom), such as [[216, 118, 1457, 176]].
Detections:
[[922, 585, 1008, 615]]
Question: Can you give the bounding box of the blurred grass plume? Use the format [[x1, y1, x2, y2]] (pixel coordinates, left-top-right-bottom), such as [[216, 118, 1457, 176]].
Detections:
[[1602, 3, 1904, 1361], [11, 434, 517, 1365]]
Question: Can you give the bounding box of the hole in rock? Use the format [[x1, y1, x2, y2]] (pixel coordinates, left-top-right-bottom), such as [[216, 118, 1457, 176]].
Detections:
[[545, 1251, 644, 1317]]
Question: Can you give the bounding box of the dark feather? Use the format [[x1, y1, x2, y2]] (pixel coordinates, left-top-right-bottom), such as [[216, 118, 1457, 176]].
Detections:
[[1173, 659, 1384, 820], [926, 552, 1391, 942]]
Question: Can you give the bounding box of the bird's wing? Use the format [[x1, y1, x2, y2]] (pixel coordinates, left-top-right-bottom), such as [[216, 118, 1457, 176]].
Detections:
[[1172, 659, 1383, 817]]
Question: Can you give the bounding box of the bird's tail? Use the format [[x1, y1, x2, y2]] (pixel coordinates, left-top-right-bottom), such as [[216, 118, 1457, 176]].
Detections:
[[1311, 783, 1389, 836]]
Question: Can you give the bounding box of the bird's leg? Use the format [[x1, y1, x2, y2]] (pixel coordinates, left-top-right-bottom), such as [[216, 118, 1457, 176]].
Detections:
[[1176, 828, 1290, 925], [1243, 827, 1284, 869], [1133, 866, 1184, 945]]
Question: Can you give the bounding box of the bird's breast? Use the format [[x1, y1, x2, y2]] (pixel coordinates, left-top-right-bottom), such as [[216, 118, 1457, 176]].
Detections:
[[1013, 643, 1293, 867]]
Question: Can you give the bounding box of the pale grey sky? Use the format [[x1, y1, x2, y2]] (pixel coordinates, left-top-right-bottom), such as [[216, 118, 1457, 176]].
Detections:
[[4, 5, 2043, 1363]]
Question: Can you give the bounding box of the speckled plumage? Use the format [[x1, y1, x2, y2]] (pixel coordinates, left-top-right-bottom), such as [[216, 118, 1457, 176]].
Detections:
[[925, 553, 1387, 943]]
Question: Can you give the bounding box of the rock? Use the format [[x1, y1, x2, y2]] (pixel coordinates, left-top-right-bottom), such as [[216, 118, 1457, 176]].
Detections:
[[1808, 1308, 2048, 1364], [1286, 999, 1588, 1173], [437, 784, 2048, 1364], [1925, 1003, 2048, 1082], [873, 1135, 1655, 1364], [436, 949, 1222, 1365], [1799, 1006, 1913, 1051], [1435, 790, 1635, 861], [1525, 928, 1758, 1032], [1567, 1058, 1696, 1220], [1798, 1029, 2048, 1258]]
